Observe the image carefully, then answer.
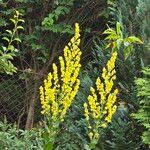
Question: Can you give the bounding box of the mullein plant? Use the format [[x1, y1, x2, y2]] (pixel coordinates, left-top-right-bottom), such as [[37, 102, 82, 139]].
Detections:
[[84, 52, 118, 150], [39, 23, 81, 150]]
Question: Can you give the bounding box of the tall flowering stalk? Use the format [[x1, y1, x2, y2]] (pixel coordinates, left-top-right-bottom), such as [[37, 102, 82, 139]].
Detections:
[[39, 23, 81, 150], [84, 52, 118, 149]]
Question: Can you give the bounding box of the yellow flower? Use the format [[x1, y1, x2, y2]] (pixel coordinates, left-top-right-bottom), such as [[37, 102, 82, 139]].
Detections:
[[85, 52, 118, 122], [84, 51, 118, 144], [88, 125, 92, 129], [84, 103, 89, 121], [88, 132, 93, 140], [94, 133, 100, 139], [39, 23, 81, 124], [101, 123, 107, 128], [52, 63, 58, 87]]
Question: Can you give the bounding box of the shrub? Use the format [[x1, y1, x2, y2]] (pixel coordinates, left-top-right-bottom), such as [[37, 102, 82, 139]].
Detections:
[[0, 119, 43, 150], [133, 67, 150, 147]]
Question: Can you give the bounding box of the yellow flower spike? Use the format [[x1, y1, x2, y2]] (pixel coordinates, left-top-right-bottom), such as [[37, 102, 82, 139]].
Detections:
[[59, 56, 65, 78], [84, 103, 89, 121], [102, 68, 107, 79], [84, 51, 118, 146], [111, 69, 116, 76], [52, 63, 58, 80], [75, 23, 79, 34], [39, 85, 51, 114], [39, 23, 81, 126], [114, 89, 119, 94]]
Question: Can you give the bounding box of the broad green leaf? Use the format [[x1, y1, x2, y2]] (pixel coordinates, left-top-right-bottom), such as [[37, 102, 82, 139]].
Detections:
[[124, 36, 143, 44]]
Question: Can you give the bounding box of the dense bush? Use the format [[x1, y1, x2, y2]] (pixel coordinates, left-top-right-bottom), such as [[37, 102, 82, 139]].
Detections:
[[0, 119, 43, 150]]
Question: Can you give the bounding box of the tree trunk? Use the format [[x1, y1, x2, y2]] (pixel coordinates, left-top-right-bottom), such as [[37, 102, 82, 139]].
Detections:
[[25, 83, 39, 129]]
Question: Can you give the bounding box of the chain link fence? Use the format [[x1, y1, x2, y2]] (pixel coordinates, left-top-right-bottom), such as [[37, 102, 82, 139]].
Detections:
[[0, 71, 42, 128]]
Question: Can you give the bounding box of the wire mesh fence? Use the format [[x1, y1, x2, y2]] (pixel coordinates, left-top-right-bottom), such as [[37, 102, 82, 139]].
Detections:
[[0, 71, 43, 128]]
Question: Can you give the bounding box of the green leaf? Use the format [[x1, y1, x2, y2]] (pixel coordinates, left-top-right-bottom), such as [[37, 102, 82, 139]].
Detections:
[[18, 19, 25, 23], [103, 28, 114, 34], [15, 10, 20, 16], [124, 36, 143, 44], [2, 54, 13, 60], [17, 26, 24, 30], [2, 37, 10, 43], [6, 30, 13, 35], [8, 45, 15, 51], [116, 22, 121, 36], [105, 34, 118, 40], [13, 38, 21, 43], [10, 19, 16, 24]]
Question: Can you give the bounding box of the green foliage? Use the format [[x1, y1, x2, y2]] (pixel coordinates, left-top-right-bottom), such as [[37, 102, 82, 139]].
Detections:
[[103, 22, 143, 59], [136, 0, 150, 45], [39, 23, 81, 150], [0, 0, 107, 133], [54, 119, 86, 150], [102, 1, 149, 149], [103, 119, 142, 150], [76, 38, 141, 150], [136, 0, 150, 65], [133, 67, 150, 146], [42, 1, 74, 34], [0, 119, 43, 150], [0, 10, 24, 74], [0, 0, 148, 150], [106, 0, 148, 65]]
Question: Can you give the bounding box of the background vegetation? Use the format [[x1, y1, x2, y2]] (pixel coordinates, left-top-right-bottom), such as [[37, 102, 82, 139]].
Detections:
[[0, 0, 149, 149]]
